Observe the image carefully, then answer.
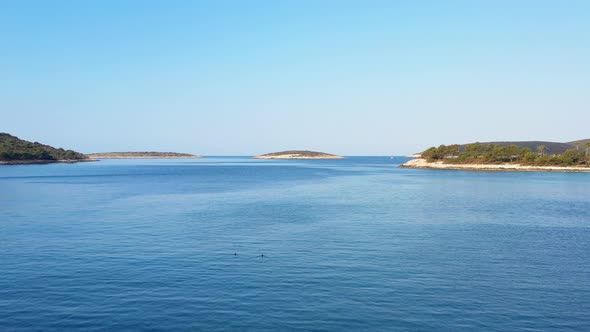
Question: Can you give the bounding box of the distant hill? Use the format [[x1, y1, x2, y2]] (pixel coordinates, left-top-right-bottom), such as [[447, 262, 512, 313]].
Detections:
[[0, 133, 88, 164], [88, 152, 200, 159], [459, 141, 575, 155], [567, 139, 590, 147], [254, 150, 343, 159]]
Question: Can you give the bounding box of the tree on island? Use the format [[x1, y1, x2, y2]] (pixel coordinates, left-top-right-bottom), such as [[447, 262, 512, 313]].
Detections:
[[536, 145, 547, 157]]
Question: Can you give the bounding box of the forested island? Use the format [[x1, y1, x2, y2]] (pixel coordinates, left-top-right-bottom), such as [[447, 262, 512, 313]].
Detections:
[[402, 140, 590, 172], [254, 150, 343, 159], [0, 133, 90, 165], [88, 152, 200, 159]]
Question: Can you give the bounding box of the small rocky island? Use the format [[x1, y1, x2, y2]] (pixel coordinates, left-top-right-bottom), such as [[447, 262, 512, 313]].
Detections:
[[0, 133, 91, 165], [254, 150, 344, 159], [88, 152, 200, 159], [402, 140, 590, 172]]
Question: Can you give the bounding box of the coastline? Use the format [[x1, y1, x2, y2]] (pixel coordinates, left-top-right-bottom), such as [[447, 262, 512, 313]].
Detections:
[[87, 153, 200, 159], [88, 156, 201, 159], [0, 159, 97, 165], [400, 158, 590, 173], [404, 153, 422, 158]]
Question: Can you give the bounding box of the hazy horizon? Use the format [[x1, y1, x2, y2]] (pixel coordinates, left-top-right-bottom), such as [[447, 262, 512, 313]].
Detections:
[[4, 131, 590, 157], [2, 1, 589, 155]]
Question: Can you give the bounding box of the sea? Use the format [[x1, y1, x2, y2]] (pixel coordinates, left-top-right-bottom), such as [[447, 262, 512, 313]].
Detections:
[[1, 157, 589, 331]]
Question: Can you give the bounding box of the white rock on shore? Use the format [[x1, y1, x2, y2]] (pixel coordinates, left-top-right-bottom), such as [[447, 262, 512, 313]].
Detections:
[[401, 158, 590, 173]]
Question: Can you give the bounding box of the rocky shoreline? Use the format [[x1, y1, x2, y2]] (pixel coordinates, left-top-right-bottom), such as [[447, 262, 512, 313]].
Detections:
[[401, 158, 590, 173]]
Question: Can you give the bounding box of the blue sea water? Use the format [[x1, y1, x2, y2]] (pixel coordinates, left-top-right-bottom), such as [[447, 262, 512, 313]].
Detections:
[[1, 157, 590, 331]]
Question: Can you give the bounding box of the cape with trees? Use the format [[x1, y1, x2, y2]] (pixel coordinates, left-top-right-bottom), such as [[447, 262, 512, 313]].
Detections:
[[420, 141, 590, 167], [0, 133, 88, 163]]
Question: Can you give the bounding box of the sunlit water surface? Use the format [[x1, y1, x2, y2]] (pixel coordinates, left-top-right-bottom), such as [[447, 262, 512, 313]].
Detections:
[[1, 157, 589, 331]]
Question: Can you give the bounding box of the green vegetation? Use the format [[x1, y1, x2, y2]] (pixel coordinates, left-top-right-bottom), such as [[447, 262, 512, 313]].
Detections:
[[460, 141, 574, 155], [0, 133, 87, 162], [421, 143, 590, 167]]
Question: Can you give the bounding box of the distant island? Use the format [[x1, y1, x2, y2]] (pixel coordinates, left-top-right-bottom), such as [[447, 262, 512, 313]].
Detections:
[[254, 150, 344, 160], [88, 152, 200, 159], [0, 133, 91, 165], [402, 139, 590, 172]]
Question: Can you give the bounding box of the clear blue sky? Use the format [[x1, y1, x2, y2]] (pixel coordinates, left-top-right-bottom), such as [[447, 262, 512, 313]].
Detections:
[[1, 1, 589, 155]]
